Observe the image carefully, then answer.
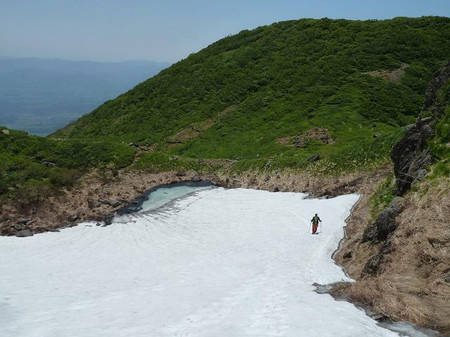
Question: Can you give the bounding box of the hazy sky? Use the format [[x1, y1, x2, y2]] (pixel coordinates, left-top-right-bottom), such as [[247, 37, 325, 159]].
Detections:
[[1, 0, 449, 63]]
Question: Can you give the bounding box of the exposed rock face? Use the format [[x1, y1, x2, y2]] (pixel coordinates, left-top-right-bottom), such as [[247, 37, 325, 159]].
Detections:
[[362, 197, 404, 243], [391, 61, 450, 195], [365, 62, 409, 84], [422, 61, 450, 116], [391, 124, 434, 195], [361, 241, 392, 277], [335, 61, 450, 333]]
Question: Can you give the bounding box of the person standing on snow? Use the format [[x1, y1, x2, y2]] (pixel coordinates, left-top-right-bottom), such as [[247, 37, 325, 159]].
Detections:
[[311, 213, 322, 234]]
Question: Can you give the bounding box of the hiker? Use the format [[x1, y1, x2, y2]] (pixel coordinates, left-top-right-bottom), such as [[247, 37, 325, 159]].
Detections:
[[311, 213, 322, 234]]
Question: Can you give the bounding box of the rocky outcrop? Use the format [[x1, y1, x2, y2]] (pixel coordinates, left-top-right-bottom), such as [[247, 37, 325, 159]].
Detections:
[[362, 197, 404, 243], [391, 124, 433, 195], [391, 61, 450, 195], [364, 63, 409, 84], [422, 60, 450, 116], [361, 240, 392, 276], [335, 61, 450, 334]]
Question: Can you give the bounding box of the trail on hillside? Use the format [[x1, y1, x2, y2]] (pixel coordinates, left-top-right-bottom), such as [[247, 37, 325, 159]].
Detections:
[[0, 189, 400, 337]]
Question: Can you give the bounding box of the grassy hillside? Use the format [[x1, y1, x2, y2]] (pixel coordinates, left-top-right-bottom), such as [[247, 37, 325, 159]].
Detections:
[[53, 17, 450, 166], [0, 128, 135, 205], [2, 17, 449, 205]]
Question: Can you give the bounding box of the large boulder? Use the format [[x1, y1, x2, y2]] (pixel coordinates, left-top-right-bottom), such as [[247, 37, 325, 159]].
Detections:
[[391, 61, 450, 195], [15, 229, 33, 237], [391, 124, 433, 195], [362, 197, 404, 242]]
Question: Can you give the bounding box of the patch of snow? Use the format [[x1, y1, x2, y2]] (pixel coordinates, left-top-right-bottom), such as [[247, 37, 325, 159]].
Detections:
[[0, 188, 401, 336]]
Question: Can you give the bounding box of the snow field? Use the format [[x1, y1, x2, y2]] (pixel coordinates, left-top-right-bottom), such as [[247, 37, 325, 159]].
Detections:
[[0, 188, 401, 336]]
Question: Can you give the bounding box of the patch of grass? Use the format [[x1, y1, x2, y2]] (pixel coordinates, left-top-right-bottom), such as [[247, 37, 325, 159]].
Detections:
[[0, 128, 136, 204], [134, 152, 209, 173], [427, 81, 450, 180], [369, 175, 396, 217]]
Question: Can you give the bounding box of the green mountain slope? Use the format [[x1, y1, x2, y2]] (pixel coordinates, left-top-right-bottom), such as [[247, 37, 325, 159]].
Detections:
[[0, 128, 135, 205], [53, 17, 450, 165]]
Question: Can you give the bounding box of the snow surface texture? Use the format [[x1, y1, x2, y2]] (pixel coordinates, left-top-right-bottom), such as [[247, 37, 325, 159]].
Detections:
[[0, 188, 401, 337]]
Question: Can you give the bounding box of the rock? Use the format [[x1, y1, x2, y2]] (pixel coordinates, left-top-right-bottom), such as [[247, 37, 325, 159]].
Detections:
[[404, 124, 415, 133], [109, 200, 122, 208], [371, 313, 389, 321], [343, 251, 352, 259], [292, 128, 333, 148], [362, 222, 378, 242], [362, 197, 403, 242], [391, 124, 433, 195], [13, 223, 26, 231], [68, 215, 79, 222], [422, 60, 450, 114], [361, 241, 392, 277], [362, 254, 382, 276], [420, 124, 433, 138], [413, 169, 428, 184], [103, 217, 113, 226], [17, 218, 31, 225], [87, 199, 100, 209], [444, 276, 450, 283], [176, 171, 187, 177], [42, 161, 56, 168], [376, 197, 403, 241], [307, 153, 320, 162], [98, 199, 122, 208], [1, 129, 10, 135], [373, 132, 381, 138], [191, 175, 202, 182], [46, 228, 60, 232], [273, 187, 280, 192], [391, 61, 450, 195], [15, 229, 33, 237]]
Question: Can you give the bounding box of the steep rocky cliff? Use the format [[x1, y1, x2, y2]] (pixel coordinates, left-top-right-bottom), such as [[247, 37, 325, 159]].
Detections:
[[334, 61, 450, 334], [391, 61, 450, 195]]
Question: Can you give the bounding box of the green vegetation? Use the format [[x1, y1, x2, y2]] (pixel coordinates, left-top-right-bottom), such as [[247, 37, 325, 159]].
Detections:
[[429, 80, 450, 178], [369, 175, 396, 217], [54, 17, 449, 164], [135, 153, 204, 173], [2, 17, 450, 205], [0, 128, 135, 205]]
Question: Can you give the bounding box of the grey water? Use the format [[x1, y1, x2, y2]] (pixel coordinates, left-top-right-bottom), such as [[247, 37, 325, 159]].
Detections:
[[139, 184, 213, 212]]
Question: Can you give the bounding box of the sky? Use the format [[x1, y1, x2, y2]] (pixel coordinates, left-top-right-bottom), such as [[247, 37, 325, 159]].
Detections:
[[1, 0, 449, 63]]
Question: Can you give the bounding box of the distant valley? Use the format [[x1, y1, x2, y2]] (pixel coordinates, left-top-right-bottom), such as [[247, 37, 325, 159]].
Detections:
[[0, 58, 170, 135]]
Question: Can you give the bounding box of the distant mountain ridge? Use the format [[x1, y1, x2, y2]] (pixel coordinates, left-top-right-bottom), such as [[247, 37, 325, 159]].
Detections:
[[0, 58, 170, 135]]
